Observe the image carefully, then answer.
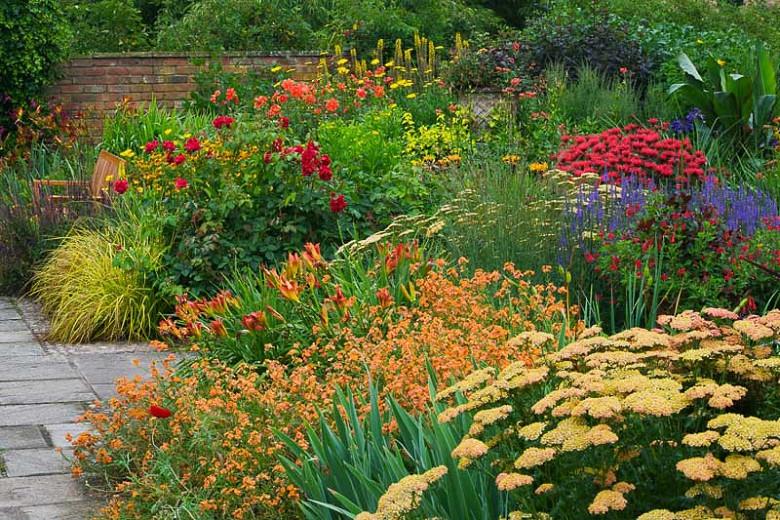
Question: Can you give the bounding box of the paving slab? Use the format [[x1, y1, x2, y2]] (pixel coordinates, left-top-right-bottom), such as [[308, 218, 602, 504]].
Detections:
[[0, 380, 94, 406], [43, 423, 92, 449], [0, 427, 48, 450], [0, 321, 29, 333], [0, 343, 45, 357], [18, 501, 102, 520], [2, 448, 71, 477], [71, 353, 168, 385], [91, 383, 118, 401], [0, 331, 37, 344], [0, 474, 86, 507], [0, 358, 79, 382], [0, 403, 85, 427], [0, 309, 22, 320]]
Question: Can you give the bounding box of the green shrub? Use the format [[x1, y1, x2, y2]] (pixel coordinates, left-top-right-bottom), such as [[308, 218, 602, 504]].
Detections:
[[30, 223, 166, 342], [63, 0, 148, 53], [0, 0, 71, 103]]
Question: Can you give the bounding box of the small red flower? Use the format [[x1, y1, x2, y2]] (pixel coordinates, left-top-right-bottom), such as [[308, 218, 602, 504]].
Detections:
[[174, 177, 188, 190], [162, 140, 176, 152], [212, 115, 235, 129], [225, 87, 239, 104], [114, 179, 129, 194], [318, 164, 333, 181], [329, 193, 347, 213], [278, 116, 290, 129], [184, 137, 201, 153], [144, 140, 159, 153], [172, 153, 186, 166], [254, 95, 269, 109], [149, 404, 172, 419], [325, 98, 339, 113]]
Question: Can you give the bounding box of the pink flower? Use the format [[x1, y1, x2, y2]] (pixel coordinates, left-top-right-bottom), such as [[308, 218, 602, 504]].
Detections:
[[174, 177, 188, 190], [114, 179, 129, 194]]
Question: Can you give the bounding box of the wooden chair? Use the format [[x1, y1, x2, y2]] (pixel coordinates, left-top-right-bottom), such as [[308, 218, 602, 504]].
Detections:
[[32, 150, 125, 211]]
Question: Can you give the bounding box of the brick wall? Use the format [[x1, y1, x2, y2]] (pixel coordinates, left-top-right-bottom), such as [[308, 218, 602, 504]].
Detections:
[[47, 51, 322, 138]]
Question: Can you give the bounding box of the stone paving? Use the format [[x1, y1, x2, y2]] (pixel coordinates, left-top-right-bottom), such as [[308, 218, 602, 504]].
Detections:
[[0, 297, 169, 519]]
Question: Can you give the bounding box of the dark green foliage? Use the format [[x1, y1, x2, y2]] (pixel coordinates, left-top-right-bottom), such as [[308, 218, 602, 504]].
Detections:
[[0, 0, 71, 101], [63, 0, 148, 53]]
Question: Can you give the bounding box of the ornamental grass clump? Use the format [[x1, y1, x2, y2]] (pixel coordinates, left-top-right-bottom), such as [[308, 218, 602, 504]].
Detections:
[[436, 309, 780, 519]]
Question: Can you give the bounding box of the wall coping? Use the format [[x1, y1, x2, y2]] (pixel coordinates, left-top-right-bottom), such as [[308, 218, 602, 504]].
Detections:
[[71, 50, 326, 60]]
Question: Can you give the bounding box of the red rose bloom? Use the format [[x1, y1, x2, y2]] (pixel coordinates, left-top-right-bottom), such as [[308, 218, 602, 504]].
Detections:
[[329, 193, 347, 213], [149, 404, 172, 419], [184, 137, 201, 153], [114, 179, 129, 194], [144, 140, 159, 153], [174, 177, 188, 190]]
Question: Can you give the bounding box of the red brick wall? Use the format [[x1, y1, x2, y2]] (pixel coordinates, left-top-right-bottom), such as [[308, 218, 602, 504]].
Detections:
[[47, 52, 322, 138]]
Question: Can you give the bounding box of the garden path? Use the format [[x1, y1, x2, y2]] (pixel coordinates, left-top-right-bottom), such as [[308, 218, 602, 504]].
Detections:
[[0, 297, 168, 519]]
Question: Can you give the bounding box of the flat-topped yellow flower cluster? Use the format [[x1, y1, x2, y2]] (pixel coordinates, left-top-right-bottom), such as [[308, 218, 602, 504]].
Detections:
[[433, 308, 780, 518]]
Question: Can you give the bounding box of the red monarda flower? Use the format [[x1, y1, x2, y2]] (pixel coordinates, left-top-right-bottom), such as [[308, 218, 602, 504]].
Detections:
[[174, 177, 188, 190], [162, 140, 176, 152], [149, 404, 172, 419], [212, 115, 235, 129], [184, 137, 201, 153], [144, 140, 159, 153], [114, 179, 129, 194], [330, 193, 347, 213]]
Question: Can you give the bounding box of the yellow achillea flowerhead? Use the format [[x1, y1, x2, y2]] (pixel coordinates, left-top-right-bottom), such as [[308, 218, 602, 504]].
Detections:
[[469, 405, 512, 436], [561, 424, 619, 452], [637, 510, 676, 520], [451, 438, 489, 460], [610, 328, 671, 350], [733, 319, 775, 342], [719, 454, 761, 480], [756, 445, 780, 467], [495, 472, 534, 491], [514, 447, 556, 469], [356, 466, 448, 520], [707, 384, 747, 409], [623, 389, 690, 416], [518, 422, 546, 441], [534, 483, 554, 495], [435, 367, 494, 401], [676, 453, 721, 481], [681, 431, 720, 447], [587, 489, 628, 515], [540, 417, 590, 446], [709, 414, 780, 452], [685, 483, 723, 499], [571, 396, 622, 419], [738, 496, 777, 511]]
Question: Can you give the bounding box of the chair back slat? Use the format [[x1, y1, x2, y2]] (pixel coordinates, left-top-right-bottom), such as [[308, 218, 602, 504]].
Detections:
[[90, 151, 125, 195]]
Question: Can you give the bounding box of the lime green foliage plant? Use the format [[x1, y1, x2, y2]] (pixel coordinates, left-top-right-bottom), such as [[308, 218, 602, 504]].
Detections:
[[434, 308, 780, 518], [31, 223, 166, 342]]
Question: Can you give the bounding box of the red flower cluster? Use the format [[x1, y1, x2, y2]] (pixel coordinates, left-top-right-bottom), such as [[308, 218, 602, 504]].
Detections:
[[555, 123, 707, 184], [329, 193, 347, 213], [114, 178, 129, 194], [268, 138, 333, 181], [144, 137, 202, 167], [212, 115, 235, 129]]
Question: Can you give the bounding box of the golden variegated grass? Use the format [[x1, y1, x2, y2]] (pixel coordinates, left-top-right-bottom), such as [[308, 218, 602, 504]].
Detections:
[[31, 226, 163, 343]]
